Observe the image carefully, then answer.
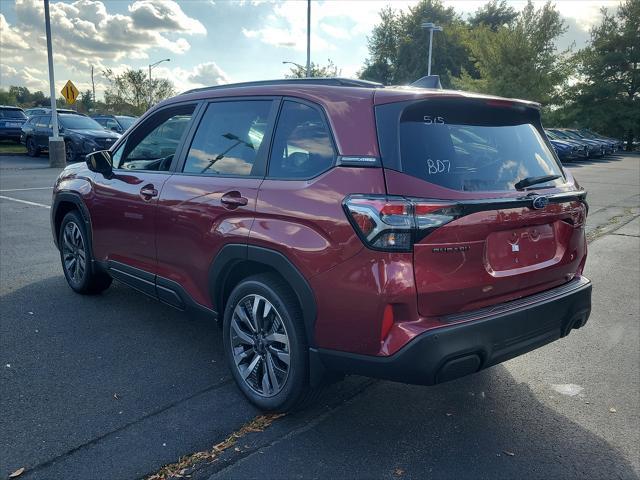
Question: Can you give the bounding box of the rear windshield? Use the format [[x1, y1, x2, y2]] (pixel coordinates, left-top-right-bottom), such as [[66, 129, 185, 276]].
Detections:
[[376, 99, 563, 192], [0, 109, 27, 119]]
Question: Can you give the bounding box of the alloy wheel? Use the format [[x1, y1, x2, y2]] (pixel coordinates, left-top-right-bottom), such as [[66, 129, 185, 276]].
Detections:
[[230, 294, 291, 397], [62, 221, 86, 285]]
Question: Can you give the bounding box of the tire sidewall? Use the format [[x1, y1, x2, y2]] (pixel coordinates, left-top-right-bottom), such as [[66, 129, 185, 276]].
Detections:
[[65, 141, 75, 163], [59, 211, 92, 292], [223, 278, 308, 411], [26, 137, 37, 156]]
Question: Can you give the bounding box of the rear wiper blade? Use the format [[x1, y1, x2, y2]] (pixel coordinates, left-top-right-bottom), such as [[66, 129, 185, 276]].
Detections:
[[514, 175, 561, 191]]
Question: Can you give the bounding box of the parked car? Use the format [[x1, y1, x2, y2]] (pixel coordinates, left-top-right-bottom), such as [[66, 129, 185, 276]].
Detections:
[[24, 107, 86, 117], [92, 114, 137, 134], [0, 105, 28, 143], [564, 129, 614, 155], [548, 128, 604, 158], [22, 113, 120, 162], [50, 78, 592, 411], [577, 129, 621, 152], [549, 138, 579, 161], [545, 129, 588, 159]]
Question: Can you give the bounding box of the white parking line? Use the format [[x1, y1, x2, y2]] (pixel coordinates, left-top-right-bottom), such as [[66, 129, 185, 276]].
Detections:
[[0, 195, 51, 209], [0, 187, 53, 192]]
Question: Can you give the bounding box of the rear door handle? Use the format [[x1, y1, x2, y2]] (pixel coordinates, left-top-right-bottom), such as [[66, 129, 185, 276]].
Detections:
[[140, 184, 158, 201], [220, 191, 248, 209]]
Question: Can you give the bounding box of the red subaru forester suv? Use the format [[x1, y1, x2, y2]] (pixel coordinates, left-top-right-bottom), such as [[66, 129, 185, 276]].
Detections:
[[51, 78, 592, 411]]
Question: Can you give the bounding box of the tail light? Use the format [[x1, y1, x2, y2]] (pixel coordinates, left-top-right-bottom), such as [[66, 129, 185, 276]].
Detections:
[[343, 194, 460, 252]]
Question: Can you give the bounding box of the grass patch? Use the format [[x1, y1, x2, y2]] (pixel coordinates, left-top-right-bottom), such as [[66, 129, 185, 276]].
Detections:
[[0, 140, 26, 154]]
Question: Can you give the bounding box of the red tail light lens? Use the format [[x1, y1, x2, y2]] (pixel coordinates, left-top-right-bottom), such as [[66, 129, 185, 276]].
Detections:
[[343, 195, 459, 252]]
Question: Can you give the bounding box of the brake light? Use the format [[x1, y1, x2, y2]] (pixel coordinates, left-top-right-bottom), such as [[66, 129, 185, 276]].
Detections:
[[343, 195, 459, 252]]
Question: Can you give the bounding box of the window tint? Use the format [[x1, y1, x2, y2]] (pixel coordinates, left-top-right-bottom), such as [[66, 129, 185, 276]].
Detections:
[[268, 101, 335, 179], [377, 99, 563, 192], [114, 105, 195, 171], [183, 100, 272, 176], [0, 109, 27, 119]]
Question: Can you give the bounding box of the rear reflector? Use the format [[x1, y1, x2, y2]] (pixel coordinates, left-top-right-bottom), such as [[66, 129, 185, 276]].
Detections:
[[381, 304, 394, 342]]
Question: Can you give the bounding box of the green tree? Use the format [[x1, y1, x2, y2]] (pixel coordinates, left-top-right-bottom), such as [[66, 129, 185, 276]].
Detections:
[[468, 0, 518, 31], [454, 1, 570, 104], [359, 0, 476, 87], [103, 68, 175, 115], [80, 89, 94, 113], [0, 89, 17, 105], [555, 0, 639, 149], [284, 59, 340, 78]]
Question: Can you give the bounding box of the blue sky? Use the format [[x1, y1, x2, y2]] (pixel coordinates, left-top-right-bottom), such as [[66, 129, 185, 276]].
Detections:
[[0, 0, 620, 99]]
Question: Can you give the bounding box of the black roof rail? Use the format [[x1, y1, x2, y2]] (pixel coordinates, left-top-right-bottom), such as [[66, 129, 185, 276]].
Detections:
[[181, 77, 384, 95]]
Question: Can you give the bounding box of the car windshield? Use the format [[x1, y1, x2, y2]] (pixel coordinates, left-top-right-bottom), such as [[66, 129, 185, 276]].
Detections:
[[60, 115, 104, 130], [560, 130, 583, 140], [0, 109, 27, 119], [116, 116, 136, 129]]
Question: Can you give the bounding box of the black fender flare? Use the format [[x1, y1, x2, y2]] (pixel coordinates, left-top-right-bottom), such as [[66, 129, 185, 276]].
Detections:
[[51, 192, 92, 251], [209, 244, 318, 347]]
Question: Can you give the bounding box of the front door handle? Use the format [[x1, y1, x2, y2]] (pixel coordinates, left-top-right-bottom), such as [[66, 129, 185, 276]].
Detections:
[[140, 184, 158, 201], [220, 191, 248, 209]]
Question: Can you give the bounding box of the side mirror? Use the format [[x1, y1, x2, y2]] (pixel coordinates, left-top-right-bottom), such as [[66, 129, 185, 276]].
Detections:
[[86, 150, 113, 176], [110, 126, 121, 132]]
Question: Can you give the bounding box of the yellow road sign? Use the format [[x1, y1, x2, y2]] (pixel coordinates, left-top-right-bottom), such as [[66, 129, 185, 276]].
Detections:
[[61, 80, 79, 105]]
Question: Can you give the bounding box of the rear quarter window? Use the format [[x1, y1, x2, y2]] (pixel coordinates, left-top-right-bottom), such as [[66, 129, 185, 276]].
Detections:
[[377, 99, 563, 192]]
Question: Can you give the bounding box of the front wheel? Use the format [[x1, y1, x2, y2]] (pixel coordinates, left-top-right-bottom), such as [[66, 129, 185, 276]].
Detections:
[[223, 274, 314, 411], [59, 211, 112, 294], [65, 141, 77, 163], [26, 137, 39, 157]]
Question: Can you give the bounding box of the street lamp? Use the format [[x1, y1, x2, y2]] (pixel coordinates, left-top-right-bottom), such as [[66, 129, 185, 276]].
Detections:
[[148, 58, 170, 108], [420, 21, 443, 76]]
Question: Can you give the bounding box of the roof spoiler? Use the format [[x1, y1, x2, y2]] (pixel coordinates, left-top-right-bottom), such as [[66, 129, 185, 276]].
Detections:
[[410, 75, 442, 89]]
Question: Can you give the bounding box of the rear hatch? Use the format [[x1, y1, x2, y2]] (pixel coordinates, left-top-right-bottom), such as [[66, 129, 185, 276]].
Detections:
[[375, 94, 588, 317]]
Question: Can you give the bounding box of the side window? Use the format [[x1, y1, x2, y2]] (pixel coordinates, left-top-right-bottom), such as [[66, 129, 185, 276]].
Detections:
[[268, 101, 335, 179], [114, 104, 195, 172], [105, 119, 119, 130], [183, 100, 272, 177], [36, 115, 51, 129]]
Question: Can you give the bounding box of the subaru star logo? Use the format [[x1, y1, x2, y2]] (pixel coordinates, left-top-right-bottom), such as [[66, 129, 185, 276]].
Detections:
[[531, 195, 549, 210]]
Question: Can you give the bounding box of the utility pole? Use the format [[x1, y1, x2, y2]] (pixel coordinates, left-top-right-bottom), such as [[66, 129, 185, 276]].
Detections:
[[306, 0, 311, 77], [44, 0, 65, 167], [420, 21, 443, 76]]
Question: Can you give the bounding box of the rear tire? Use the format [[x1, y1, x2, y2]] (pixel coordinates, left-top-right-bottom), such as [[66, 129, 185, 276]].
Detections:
[[26, 137, 39, 157], [59, 210, 112, 294], [223, 273, 317, 411]]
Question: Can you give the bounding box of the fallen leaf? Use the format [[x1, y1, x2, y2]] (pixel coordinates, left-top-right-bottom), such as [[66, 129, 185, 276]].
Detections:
[[113, 393, 120, 400], [503, 450, 516, 457], [445, 412, 453, 416], [9, 467, 25, 478], [609, 407, 617, 413], [394, 468, 405, 476]]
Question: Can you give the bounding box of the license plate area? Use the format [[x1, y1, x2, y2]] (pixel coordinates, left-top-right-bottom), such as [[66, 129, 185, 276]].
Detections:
[[485, 223, 557, 275]]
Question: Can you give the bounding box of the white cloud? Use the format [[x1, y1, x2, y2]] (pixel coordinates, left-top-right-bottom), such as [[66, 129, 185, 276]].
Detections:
[[129, 0, 206, 34], [153, 61, 230, 93]]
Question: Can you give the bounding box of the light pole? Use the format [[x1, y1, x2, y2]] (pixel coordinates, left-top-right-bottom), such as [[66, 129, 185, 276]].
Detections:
[[420, 21, 443, 76], [44, 0, 65, 167], [306, 0, 311, 77], [148, 58, 170, 108]]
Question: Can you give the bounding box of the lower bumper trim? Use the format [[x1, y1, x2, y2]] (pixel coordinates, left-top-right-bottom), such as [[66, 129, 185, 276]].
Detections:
[[315, 277, 592, 386]]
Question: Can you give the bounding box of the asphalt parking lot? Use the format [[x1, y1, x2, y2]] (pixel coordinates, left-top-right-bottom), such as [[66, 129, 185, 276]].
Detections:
[[1, 153, 639, 480]]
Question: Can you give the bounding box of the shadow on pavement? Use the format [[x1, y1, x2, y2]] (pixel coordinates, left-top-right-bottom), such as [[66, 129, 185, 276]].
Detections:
[[209, 362, 638, 480]]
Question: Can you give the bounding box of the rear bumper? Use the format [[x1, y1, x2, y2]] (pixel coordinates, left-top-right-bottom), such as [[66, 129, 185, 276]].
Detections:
[[315, 276, 592, 385]]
